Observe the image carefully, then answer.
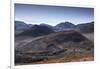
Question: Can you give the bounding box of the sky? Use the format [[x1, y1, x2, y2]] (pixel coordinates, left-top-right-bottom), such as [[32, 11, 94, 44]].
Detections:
[[15, 4, 94, 26]]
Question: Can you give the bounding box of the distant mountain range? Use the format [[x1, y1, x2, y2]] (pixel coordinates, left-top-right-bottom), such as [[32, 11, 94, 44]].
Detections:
[[15, 21, 33, 31], [17, 25, 54, 37], [54, 22, 75, 32], [15, 20, 94, 37], [15, 21, 33, 35]]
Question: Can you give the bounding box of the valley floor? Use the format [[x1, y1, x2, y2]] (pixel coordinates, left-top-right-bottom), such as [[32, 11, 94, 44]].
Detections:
[[34, 55, 94, 64], [16, 55, 93, 65]]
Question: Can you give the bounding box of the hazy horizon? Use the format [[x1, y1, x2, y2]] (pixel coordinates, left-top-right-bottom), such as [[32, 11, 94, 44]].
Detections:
[[15, 4, 94, 26]]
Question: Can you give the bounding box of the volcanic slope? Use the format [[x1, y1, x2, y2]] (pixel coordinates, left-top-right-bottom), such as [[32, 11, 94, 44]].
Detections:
[[15, 30, 94, 64]]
